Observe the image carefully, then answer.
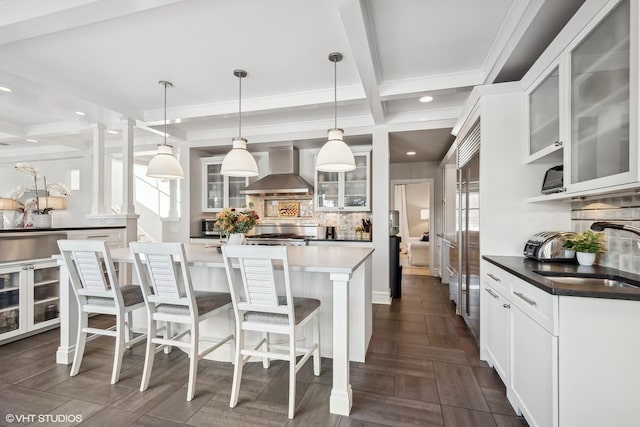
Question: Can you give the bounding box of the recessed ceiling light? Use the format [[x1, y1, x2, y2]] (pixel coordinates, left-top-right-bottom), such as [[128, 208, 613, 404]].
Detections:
[[0, 86, 12, 93], [107, 130, 119, 135], [26, 138, 39, 142], [419, 96, 434, 103], [75, 111, 85, 116], [407, 151, 416, 156]]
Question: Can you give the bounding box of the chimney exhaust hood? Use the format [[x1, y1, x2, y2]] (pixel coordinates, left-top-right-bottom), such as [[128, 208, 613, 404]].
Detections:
[[240, 146, 313, 195]]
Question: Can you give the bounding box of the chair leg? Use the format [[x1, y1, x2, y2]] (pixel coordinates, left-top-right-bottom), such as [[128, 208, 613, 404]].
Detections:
[[313, 315, 321, 376], [288, 332, 297, 419], [125, 310, 134, 348], [229, 328, 244, 409], [186, 325, 199, 401], [111, 312, 126, 384], [262, 332, 270, 369], [140, 314, 157, 392], [70, 312, 88, 377], [164, 321, 172, 354]]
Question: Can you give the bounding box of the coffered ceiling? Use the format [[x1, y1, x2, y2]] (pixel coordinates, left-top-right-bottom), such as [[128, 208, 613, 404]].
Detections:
[[0, 0, 584, 162]]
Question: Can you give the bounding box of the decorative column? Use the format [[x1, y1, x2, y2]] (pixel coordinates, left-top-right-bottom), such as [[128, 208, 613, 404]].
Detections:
[[372, 126, 391, 304], [91, 123, 107, 215], [120, 118, 136, 216]]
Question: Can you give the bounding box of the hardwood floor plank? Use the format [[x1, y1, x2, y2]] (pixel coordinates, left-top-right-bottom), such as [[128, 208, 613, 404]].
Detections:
[[76, 407, 142, 427], [481, 388, 518, 416], [472, 367, 505, 390], [44, 375, 137, 406], [350, 367, 395, 396], [396, 343, 469, 365], [367, 337, 398, 355], [145, 387, 213, 423], [187, 397, 288, 427], [425, 315, 457, 336], [441, 405, 498, 427], [434, 362, 490, 412], [357, 353, 436, 379], [349, 390, 444, 427], [286, 383, 341, 427], [493, 413, 529, 427], [394, 374, 440, 404], [26, 399, 103, 427], [373, 318, 427, 333], [0, 384, 70, 422]]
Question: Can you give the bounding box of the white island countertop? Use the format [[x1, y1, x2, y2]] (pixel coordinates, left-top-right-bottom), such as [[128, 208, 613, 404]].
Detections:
[[110, 244, 374, 275]]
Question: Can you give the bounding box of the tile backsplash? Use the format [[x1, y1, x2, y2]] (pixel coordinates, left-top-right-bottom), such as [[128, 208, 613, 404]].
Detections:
[[247, 195, 371, 240], [571, 195, 640, 273]]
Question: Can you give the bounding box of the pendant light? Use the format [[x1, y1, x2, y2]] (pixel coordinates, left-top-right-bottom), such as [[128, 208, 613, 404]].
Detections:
[[147, 80, 184, 179], [316, 52, 356, 172], [220, 69, 259, 177]]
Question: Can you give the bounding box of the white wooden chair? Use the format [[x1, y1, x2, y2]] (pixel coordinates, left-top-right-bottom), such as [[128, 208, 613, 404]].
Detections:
[[57, 239, 147, 384], [130, 242, 233, 401], [221, 245, 321, 419]]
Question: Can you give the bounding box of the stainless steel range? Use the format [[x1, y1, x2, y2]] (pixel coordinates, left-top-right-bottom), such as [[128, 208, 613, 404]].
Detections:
[[246, 223, 319, 246]]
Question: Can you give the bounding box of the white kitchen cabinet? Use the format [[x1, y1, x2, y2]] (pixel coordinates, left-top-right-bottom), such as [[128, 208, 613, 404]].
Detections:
[[524, 0, 637, 198], [565, 0, 633, 192], [526, 63, 563, 163], [0, 259, 60, 343], [510, 304, 558, 427], [482, 281, 510, 385], [201, 156, 248, 212], [480, 261, 559, 427], [315, 148, 371, 212]]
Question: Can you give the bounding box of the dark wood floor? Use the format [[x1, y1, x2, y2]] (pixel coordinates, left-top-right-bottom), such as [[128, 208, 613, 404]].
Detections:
[[0, 274, 528, 426]]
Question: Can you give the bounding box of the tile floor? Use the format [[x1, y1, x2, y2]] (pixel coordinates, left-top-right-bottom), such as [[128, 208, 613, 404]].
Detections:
[[0, 274, 528, 426]]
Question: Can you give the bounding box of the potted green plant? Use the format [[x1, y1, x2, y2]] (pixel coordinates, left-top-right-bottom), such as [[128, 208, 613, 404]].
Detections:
[[563, 230, 605, 266]]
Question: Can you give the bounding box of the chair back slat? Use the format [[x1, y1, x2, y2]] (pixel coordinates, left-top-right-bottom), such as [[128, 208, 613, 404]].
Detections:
[[73, 251, 110, 292], [130, 242, 196, 314], [57, 239, 123, 306], [240, 257, 278, 306], [146, 253, 182, 299], [222, 245, 295, 321]]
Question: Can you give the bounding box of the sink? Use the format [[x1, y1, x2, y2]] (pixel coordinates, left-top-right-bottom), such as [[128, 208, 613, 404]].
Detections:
[[533, 271, 639, 288]]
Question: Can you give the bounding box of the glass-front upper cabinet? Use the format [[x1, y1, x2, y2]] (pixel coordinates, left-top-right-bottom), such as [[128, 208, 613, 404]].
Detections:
[[201, 156, 248, 212], [568, 0, 631, 189], [314, 148, 371, 211], [527, 64, 561, 161]]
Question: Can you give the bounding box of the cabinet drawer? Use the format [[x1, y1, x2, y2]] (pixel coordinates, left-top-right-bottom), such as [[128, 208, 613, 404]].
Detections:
[[66, 229, 124, 248], [484, 262, 510, 296], [510, 276, 557, 334]]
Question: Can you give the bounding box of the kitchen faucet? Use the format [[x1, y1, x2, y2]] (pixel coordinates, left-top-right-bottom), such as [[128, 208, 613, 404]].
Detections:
[[590, 221, 640, 237]]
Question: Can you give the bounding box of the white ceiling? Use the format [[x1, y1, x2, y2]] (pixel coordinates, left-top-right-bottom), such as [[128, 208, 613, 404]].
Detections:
[[0, 0, 585, 163]]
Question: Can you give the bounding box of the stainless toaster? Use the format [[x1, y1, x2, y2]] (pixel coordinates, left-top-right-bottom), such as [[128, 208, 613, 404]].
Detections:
[[523, 232, 576, 261]]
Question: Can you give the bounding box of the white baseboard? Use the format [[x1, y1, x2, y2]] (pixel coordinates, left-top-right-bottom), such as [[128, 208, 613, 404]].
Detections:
[[372, 291, 391, 305]]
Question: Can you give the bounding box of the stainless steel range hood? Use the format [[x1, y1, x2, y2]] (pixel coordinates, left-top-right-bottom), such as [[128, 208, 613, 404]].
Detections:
[[240, 146, 313, 195]]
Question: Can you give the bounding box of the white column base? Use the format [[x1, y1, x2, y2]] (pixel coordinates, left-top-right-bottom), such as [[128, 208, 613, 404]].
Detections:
[[56, 345, 75, 365], [372, 291, 391, 305], [330, 386, 353, 416]]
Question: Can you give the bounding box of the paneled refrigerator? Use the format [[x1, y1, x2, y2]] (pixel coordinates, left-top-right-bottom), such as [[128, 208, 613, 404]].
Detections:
[[457, 152, 480, 341]]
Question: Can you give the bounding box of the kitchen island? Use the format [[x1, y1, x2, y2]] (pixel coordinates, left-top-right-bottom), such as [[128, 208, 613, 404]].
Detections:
[[56, 243, 374, 416]]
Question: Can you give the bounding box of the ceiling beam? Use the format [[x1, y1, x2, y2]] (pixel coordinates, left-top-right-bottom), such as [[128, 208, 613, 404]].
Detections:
[[379, 71, 485, 99], [335, 0, 385, 124]]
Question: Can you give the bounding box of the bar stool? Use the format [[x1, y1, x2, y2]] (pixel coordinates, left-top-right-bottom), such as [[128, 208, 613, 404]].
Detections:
[[57, 239, 147, 384], [130, 242, 233, 401], [221, 245, 321, 419]]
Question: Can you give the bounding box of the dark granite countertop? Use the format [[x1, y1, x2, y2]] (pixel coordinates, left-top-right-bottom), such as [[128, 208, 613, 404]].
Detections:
[[0, 226, 125, 234], [483, 255, 640, 301]]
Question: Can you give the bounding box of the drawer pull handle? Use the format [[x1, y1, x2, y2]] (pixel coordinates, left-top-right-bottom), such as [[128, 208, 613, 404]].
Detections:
[[485, 288, 499, 299], [514, 291, 537, 306], [87, 235, 110, 239], [554, 140, 563, 147], [503, 303, 511, 309], [487, 273, 500, 283]]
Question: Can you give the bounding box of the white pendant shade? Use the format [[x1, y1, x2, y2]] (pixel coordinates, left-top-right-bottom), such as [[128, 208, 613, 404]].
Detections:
[[147, 144, 185, 179], [221, 137, 259, 177], [316, 128, 356, 172]]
